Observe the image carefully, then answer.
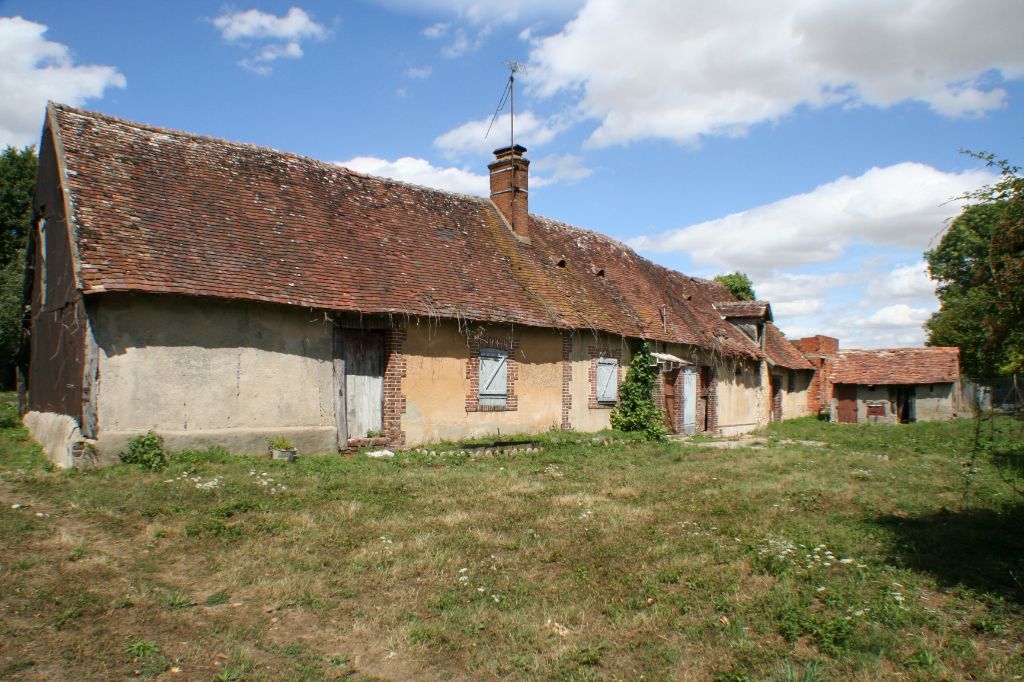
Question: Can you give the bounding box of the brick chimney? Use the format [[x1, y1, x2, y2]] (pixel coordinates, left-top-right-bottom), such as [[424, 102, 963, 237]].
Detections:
[[792, 335, 839, 356], [489, 145, 530, 241]]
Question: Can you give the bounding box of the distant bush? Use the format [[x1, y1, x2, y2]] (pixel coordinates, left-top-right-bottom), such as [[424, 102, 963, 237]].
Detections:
[[119, 431, 167, 470]]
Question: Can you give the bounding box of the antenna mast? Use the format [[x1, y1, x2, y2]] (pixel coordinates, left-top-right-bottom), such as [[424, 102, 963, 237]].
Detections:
[[486, 60, 527, 148]]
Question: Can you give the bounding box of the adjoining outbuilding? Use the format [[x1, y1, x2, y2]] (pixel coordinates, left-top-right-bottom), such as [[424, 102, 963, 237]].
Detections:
[[792, 336, 963, 424]]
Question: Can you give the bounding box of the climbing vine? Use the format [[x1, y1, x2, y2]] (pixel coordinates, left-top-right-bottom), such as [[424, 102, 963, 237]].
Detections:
[[611, 342, 668, 441]]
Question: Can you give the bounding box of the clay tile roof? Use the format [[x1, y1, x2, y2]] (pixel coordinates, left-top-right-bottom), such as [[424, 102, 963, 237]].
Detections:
[[713, 300, 773, 320], [829, 348, 960, 385], [48, 103, 767, 359], [764, 323, 814, 370]]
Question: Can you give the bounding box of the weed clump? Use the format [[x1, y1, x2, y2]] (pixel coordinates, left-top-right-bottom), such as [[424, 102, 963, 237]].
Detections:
[[119, 431, 167, 470]]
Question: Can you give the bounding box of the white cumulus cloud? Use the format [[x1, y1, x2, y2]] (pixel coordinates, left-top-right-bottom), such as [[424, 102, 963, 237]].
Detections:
[[213, 7, 326, 42], [529, 0, 1024, 146], [866, 262, 936, 301], [212, 7, 328, 74], [630, 163, 995, 273], [434, 110, 566, 159], [336, 156, 488, 195], [0, 16, 126, 148]]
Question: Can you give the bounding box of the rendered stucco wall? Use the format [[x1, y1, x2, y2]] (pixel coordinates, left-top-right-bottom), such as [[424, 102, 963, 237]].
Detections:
[[568, 332, 631, 433], [401, 321, 565, 443], [93, 295, 337, 456], [716, 359, 766, 435], [780, 370, 812, 420], [914, 383, 956, 421], [855, 385, 894, 424]]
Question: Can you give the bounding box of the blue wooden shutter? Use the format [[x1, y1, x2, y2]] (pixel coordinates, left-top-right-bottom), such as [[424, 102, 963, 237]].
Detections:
[[596, 358, 618, 403], [479, 349, 508, 406]]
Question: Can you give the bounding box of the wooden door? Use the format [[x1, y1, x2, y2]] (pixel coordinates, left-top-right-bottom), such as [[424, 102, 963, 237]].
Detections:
[[335, 329, 384, 441], [836, 384, 857, 423], [770, 375, 783, 422], [682, 366, 697, 435], [663, 369, 679, 432]]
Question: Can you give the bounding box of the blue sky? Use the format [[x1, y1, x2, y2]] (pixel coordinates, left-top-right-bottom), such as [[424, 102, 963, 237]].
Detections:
[[2, 0, 1022, 348]]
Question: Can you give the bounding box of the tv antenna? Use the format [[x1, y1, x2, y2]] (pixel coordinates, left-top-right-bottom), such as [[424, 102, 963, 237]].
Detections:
[[486, 60, 527, 148]]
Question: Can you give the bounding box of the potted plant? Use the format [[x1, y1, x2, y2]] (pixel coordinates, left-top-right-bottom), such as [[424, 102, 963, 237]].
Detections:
[[267, 436, 297, 461]]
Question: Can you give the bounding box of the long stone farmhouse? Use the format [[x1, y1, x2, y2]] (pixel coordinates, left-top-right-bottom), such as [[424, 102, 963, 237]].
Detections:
[[23, 103, 827, 467]]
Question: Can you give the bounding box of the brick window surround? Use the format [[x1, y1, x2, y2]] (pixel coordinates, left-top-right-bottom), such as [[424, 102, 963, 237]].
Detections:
[[466, 336, 520, 412], [560, 332, 573, 430], [588, 346, 623, 409]]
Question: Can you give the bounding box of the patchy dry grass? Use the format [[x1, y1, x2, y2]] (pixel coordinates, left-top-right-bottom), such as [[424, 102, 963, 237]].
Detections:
[[1, 396, 1022, 680]]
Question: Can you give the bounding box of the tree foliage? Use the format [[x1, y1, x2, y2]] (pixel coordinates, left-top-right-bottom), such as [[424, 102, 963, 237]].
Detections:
[[0, 145, 37, 267], [610, 342, 668, 441], [0, 145, 36, 387], [926, 153, 1024, 378], [714, 272, 756, 300]]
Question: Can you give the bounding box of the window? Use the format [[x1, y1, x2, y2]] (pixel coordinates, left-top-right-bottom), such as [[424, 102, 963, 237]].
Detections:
[[596, 357, 618, 404], [787, 373, 796, 392], [479, 348, 508, 407]]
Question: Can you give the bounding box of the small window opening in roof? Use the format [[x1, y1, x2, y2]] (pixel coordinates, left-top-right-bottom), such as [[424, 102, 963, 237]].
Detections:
[[595, 268, 605, 277], [557, 258, 566, 268]]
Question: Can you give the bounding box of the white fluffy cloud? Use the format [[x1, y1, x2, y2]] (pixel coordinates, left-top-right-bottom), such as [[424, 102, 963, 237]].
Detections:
[[0, 17, 126, 148], [530, 153, 593, 186], [213, 7, 326, 41], [529, 0, 1024, 146], [337, 151, 591, 193], [630, 163, 994, 272], [336, 156, 488, 195], [212, 7, 327, 74], [865, 262, 936, 301], [434, 110, 566, 158]]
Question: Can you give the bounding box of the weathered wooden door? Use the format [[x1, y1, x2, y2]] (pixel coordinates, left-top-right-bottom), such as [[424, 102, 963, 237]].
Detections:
[[663, 369, 679, 433], [334, 329, 384, 442], [836, 384, 857, 423], [770, 375, 783, 422], [682, 366, 697, 435]]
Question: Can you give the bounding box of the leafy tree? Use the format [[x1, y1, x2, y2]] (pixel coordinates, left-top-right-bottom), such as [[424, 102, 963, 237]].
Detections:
[[0, 145, 37, 267], [926, 153, 1024, 378], [610, 342, 668, 441], [714, 272, 756, 300], [0, 145, 37, 388]]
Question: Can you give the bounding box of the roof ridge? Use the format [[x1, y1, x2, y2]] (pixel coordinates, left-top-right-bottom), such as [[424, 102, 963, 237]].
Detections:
[[839, 347, 960, 352], [51, 102, 494, 206]]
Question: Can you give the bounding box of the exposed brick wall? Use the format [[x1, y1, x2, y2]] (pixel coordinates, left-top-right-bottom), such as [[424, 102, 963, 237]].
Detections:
[[465, 336, 520, 412], [383, 328, 407, 446], [805, 355, 830, 413], [793, 335, 839, 355], [561, 332, 573, 430], [588, 346, 623, 409]]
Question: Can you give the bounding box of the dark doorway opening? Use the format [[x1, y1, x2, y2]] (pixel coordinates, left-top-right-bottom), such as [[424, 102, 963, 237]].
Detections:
[[895, 386, 916, 424]]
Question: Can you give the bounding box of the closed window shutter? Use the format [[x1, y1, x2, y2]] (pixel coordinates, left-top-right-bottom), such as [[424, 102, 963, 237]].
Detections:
[[479, 349, 508, 406], [597, 358, 617, 403]]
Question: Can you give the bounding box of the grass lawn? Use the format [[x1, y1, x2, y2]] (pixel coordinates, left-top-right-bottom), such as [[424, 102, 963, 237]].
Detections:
[[1, 396, 1022, 681]]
